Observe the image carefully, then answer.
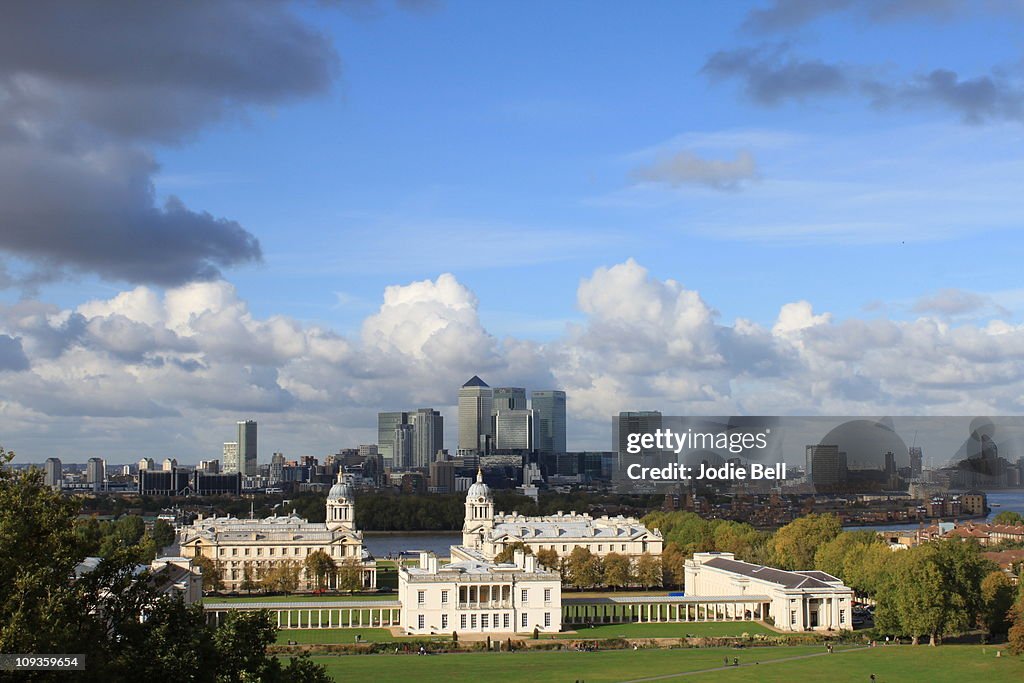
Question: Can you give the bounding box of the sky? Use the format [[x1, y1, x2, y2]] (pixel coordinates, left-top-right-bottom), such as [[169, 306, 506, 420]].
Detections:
[[2, 0, 1024, 465]]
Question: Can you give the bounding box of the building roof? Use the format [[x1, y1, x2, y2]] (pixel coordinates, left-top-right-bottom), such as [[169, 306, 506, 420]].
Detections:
[[489, 513, 659, 543], [178, 512, 362, 545], [703, 557, 841, 590], [462, 375, 489, 388]]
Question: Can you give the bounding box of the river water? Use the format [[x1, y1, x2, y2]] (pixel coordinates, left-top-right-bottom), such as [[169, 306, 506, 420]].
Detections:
[[361, 491, 1024, 556]]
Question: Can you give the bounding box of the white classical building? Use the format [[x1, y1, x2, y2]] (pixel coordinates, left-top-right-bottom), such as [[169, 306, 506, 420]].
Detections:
[[457, 469, 663, 562], [398, 547, 561, 635], [179, 473, 376, 591], [684, 552, 854, 631]]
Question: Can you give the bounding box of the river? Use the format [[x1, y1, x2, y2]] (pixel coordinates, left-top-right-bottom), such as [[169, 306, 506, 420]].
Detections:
[[361, 491, 1024, 556]]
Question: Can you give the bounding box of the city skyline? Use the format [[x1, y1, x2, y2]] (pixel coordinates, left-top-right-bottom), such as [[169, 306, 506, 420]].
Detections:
[[4, 3, 1024, 463]]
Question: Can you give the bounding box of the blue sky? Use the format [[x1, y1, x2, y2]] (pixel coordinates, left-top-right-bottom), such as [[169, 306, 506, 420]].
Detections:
[[3, 1, 1024, 462]]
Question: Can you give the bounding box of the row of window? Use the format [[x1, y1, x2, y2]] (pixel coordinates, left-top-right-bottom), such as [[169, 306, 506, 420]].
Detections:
[[418, 588, 552, 605], [216, 545, 350, 557]]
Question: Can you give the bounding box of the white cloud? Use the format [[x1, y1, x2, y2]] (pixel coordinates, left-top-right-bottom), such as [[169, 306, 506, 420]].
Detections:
[[4, 260, 1024, 461]]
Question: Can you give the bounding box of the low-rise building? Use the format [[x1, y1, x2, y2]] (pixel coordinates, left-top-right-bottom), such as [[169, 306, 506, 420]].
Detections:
[[684, 552, 855, 632], [398, 548, 561, 635]]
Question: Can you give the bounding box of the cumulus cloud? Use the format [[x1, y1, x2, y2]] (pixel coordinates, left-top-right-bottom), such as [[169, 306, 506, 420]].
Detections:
[[5, 262, 1024, 460], [632, 150, 759, 191], [0, 0, 342, 286]]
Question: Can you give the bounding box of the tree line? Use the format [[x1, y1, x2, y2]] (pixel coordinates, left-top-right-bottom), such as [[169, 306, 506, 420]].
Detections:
[[0, 446, 332, 682]]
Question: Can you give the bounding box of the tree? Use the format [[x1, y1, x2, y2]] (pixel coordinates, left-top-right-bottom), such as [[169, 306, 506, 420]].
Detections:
[[566, 547, 602, 589], [192, 554, 224, 592], [1009, 598, 1024, 655], [241, 563, 258, 594], [770, 514, 841, 570], [661, 543, 686, 589], [535, 547, 560, 572], [261, 560, 301, 594], [993, 510, 1024, 526], [304, 550, 336, 591], [813, 531, 880, 580], [336, 557, 363, 593], [979, 570, 1015, 636], [875, 540, 993, 645], [602, 552, 631, 589], [150, 518, 176, 550], [635, 553, 662, 588], [212, 610, 280, 682], [494, 541, 531, 564]]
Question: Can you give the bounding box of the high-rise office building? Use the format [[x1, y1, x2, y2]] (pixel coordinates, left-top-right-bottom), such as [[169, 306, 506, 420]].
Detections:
[[492, 387, 527, 413], [411, 408, 444, 469], [44, 457, 62, 490], [495, 409, 534, 451], [394, 423, 414, 469], [86, 457, 105, 491], [378, 411, 409, 468], [162, 457, 177, 471], [198, 459, 220, 474], [459, 376, 493, 452], [138, 457, 154, 472], [614, 411, 661, 457], [909, 446, 923, 477], [532, 390, 566, 454], [429, 458, 456, 494], [806, 444, 847, 489], [237, 420, 258, 477], [270, 452, 285, 485], [222, 442, 239, 474]]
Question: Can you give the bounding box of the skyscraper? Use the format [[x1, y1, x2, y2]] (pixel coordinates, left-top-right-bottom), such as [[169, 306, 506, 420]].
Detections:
[[909, 446, 923, 477], [411, 408, 444, 468], [86, 457, 105, 492], [459, 376, 493, 452], [222, 442, 239, 474], [532, 390, 566, 454], [44, 457, 62, 490], [377, 411, 409, 468], [495, 409, 534, 451], [237, 420, 257, 477], [492, 387, 527, 413], [614, 411, 661, 457], [394, 423, 414, 468], [270, 452, 285, 485]]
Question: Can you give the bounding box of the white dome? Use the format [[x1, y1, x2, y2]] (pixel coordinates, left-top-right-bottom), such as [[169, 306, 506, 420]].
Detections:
[[328, 474, 354, 501], [467, 469, 491, 500]]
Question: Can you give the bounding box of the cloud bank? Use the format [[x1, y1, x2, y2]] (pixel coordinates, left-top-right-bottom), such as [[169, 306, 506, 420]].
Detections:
[[2, 260, 1022, 461]]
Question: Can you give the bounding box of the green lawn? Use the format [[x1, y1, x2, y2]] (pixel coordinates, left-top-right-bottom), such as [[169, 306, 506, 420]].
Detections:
[[276, 628, 398, 644], [208, 594, 396, 603], [311, 646, 835, 682], [307, 645, 1024, 683], [552, 621, 777, 639]]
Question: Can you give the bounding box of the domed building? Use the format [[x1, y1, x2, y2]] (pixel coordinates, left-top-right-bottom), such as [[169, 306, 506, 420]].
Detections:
[[179, 472, 376, 592], [455, 468, 662, 563]]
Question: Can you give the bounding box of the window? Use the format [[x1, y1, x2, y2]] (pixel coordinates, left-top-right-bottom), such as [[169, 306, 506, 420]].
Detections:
[[244, 548, 249, 556], [621, 544, 626, 551], [840, 610, 846, 624], [521, 613, 528, 628], [269, 548, 275, 556], [544, 613, 551, 627], [417, 615, 424, 630], [461, 614, 467, 629], [503, 614, 510, 629], [441, 590, 449, 604], [481, 614, 489, 629], [597, 545, 602, 552], [791, 610, 797, 625], [562, 545, 567, 551], [232, 548, 238, 556], [442, 614, 448, 629], [417, 591, 425, 605], [521, 589, 528, 604], [471, 614, 477, 628], [544, 588, 551, 603]]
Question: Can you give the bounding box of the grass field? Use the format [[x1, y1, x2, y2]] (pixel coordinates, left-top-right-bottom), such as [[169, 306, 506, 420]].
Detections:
[[308, 645, 1024, 683], [552, 621, 777, 639], [276, 628, 399, 644]]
